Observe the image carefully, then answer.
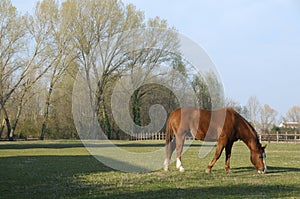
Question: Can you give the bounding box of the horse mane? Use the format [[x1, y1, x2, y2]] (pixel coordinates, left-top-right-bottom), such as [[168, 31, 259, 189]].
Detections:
[[234, 110, 262, 148]]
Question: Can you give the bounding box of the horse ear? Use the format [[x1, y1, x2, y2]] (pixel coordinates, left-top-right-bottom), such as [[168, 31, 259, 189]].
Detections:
[[262, 144, 267, 150]]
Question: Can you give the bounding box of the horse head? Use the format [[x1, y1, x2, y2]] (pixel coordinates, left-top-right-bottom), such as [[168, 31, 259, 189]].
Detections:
[[250, 144, 267, 174]]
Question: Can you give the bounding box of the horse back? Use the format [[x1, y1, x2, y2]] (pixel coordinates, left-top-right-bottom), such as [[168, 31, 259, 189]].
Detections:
[[167, 107, 238, 141]]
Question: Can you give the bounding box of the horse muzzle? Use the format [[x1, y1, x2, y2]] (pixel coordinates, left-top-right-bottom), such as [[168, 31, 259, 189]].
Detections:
[[257, 168, 267, 174]]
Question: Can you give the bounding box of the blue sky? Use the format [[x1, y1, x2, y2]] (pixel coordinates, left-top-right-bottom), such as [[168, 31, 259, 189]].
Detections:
[[11, 0, 300, 117]]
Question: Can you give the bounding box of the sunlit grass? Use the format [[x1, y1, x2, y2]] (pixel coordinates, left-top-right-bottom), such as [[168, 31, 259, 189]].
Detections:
[[0, 140, 299, 198]]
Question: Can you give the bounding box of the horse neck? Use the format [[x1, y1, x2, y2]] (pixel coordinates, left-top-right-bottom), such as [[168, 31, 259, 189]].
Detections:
[[237, 117, 261, 153]]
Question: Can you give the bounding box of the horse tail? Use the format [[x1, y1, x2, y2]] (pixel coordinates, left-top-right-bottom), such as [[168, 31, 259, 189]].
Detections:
[[165, 114, 176, 163], [165, 117, 174, 145]]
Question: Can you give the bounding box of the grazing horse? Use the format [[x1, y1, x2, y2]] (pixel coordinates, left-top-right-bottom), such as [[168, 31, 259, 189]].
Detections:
[[164, 107, 267, 174]]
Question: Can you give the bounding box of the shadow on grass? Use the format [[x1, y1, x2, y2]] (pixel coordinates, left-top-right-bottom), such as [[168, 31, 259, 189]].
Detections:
[[266, 166, 300, 173], [1, 154, 299, 198], [0, 140, 217, 150], [233, 166, 300, 174], [1, 141, 299, 198], [0, 141, 166, 150], [101, 184, 300, 199], [0, 155, 114, 199], [0, 142, 85, 149]]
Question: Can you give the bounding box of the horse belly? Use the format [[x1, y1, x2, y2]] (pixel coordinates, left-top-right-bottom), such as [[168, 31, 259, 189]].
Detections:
[[195, 126, 220, 141], [193, 132, 206, 140]]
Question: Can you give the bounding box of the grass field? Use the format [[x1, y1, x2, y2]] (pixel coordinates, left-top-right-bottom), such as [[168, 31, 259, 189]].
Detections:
[[0, 140, 299, 199]]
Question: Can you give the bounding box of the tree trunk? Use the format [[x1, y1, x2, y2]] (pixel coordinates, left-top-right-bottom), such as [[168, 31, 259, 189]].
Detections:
[[40, 86, 53, 140], [6, 117, 12, 141], [40, 123, 47, 140], [99, 93, 112, 139], [95, 81, 112, 139], [102, 104, 112, 139], [98, 98, 111, 139], [2, 107, 13, 141], [132, 90, 141, 135], [10, 118, 18, 140], [0, 119, 5, 139], [11, 92, 25, 139]]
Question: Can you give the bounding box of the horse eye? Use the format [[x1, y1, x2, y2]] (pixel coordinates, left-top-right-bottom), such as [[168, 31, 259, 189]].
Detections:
[[259, 153, 266, 158]]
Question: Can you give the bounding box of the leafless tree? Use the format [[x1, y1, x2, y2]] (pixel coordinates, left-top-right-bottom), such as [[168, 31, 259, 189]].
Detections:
[[260, 104, 277, 134], [0, 0, 53, 140], [32, 0, 77, 140], [286, 106, 300, 122], [65, 0, 179, 138], [246, 96, 260, 127]]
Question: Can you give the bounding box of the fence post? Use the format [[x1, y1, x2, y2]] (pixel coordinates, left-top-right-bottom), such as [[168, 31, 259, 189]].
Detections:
[[276, 131, 279, 143]]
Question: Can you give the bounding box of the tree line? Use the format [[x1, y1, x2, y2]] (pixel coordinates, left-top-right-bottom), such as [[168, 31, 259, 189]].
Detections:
[[0, 0, 298, 141], [226, 96, 300, 134], [0, 0, 222, 140]]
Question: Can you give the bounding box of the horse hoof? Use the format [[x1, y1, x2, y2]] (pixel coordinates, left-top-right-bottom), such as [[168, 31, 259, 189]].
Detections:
[[179, 166, 185, 172], [205, 168, 211, 174], [164, 166, 169, 172]]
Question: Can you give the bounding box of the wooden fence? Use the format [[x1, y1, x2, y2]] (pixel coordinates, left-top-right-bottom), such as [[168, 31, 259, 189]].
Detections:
[[259, 131, 300, 143], [130, 132, 166, 141], [131, 131, 300, 143], [130, 132, 194, 141]]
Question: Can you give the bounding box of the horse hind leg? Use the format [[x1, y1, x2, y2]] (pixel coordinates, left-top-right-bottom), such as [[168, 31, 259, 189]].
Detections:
[[175, 132, 186, 172], [164, 137, 176, 171]]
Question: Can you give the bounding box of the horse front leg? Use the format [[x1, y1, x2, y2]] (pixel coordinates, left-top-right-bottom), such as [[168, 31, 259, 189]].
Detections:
[[225, 141, 233, 173], [175, 132, 186, 172], [206, 142, 225, 173]]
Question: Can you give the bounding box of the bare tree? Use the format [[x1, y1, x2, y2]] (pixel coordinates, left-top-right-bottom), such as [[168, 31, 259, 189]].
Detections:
[[260, 104, 277, 134], [0, 0, 53, 140], [0, 0, 183, 140], [26, 0, 77, 140], [47, 64, 78, 139], [0, 0, 27, 140], [246, 96, 260, 126], [65, 0, 179, 138], [225, 98, 242, 111], [11, 79, 44, 139], [286, 106, 300, 122]]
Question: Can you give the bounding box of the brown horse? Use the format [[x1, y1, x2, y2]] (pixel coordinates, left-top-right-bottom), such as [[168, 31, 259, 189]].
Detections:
[[164, 107, 267, 174]]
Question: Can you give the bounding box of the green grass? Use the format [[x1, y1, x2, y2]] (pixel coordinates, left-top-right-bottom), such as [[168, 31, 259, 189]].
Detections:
[[0, 140, 299, 198]]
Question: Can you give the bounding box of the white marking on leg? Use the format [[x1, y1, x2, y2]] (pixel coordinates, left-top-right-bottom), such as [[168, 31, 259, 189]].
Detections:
[[179, 166, 185, 172], [176, 158, 185, 172], [164, 159, 170, 166], [164, 159, 170, 171], [176, 158, 181, 169]]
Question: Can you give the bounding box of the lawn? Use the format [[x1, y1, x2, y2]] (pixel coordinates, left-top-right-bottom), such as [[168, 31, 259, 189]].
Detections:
[[0, 140, 299, 198]]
